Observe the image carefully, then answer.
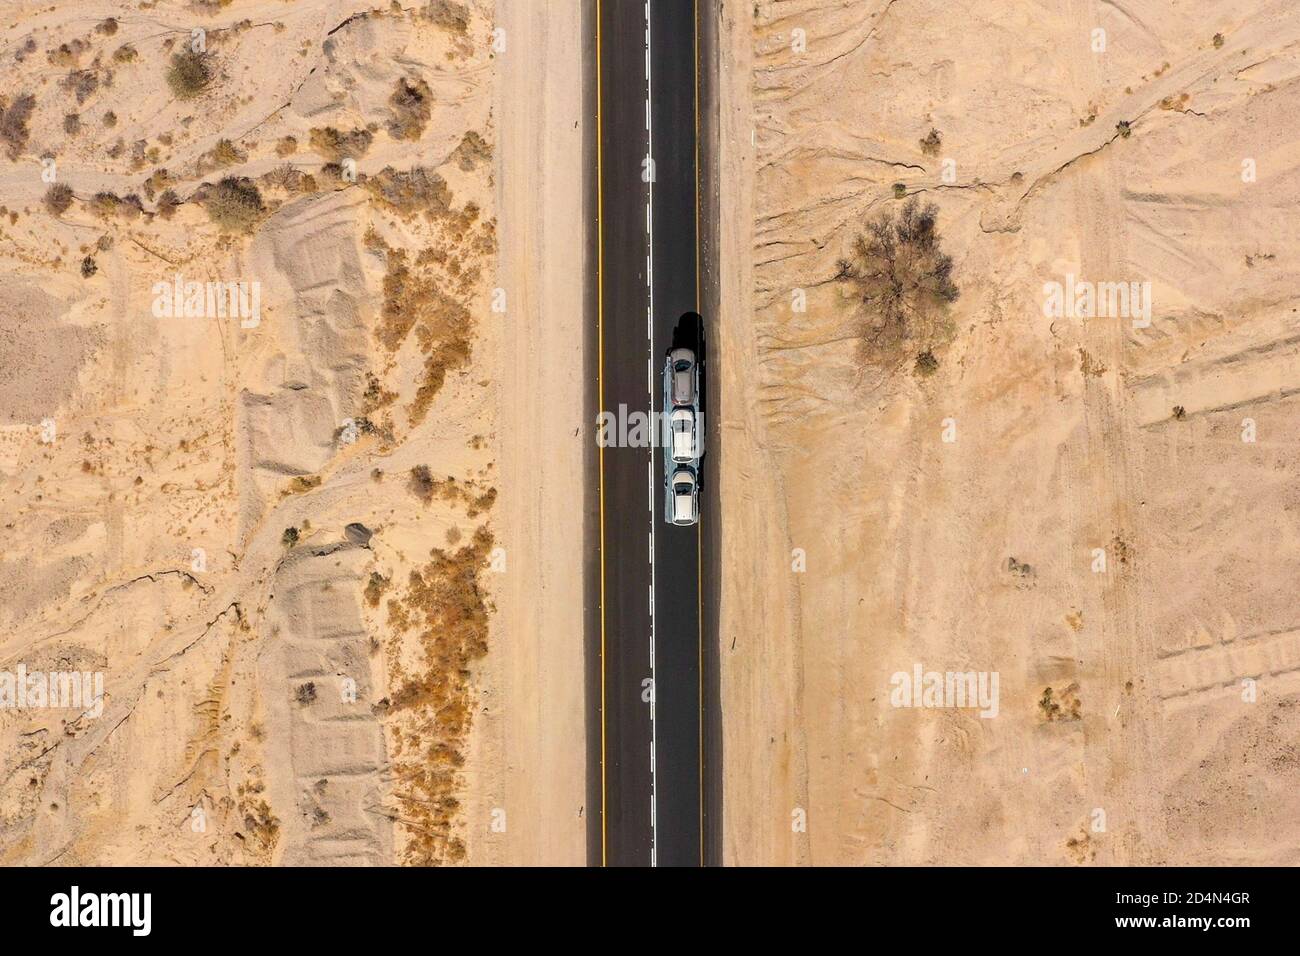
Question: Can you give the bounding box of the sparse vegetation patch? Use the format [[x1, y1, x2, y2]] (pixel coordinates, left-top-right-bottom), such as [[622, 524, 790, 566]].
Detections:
[[836, 197, 959, 372]]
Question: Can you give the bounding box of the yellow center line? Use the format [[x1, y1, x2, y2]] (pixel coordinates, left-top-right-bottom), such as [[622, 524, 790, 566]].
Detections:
[[596, 0, 608, 869]]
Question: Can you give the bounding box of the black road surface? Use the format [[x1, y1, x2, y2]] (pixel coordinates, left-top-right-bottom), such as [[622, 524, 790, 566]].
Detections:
[[592, 0, 718, 867]]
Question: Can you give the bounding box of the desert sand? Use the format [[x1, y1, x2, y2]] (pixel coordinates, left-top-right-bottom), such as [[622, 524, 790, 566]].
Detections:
[[717, 0, 1300, 864], [0, 0, 585, 866]]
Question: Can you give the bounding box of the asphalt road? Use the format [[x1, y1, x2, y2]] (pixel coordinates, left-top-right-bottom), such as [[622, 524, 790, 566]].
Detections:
[[593, 0, 716, 867]]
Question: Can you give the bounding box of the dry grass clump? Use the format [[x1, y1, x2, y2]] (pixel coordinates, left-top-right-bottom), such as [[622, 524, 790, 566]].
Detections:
[[112, 44, 137, 63], [308, 126, 373, 161], [383, 524, 494, 865], [364, 572, 390, 608], [155, 189, 181, 219], [44, 183, 74, 216], [210, 138, 246, 167], [449, 130, 491, 171], [0, 93, 36, 160], [424, 0, 470, 33], [166, 49, 215, 99], [376, 245, 476, 424], [363, 165, 451, 219], [47, 39, 88, 67], [274, 135, 297, 157], [836, 197, 959, 372], [262, 163, 317, 194], [201, 176, 264, 232], [61, 70, 100, 105], [387, 77, 432, 140], [142, 168, 171, 200], [89, 191, 121, 218]]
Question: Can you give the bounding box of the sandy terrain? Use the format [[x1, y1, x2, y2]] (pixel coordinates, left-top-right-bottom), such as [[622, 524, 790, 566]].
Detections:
[[0, 0, 584, 866], [717, 0, 1300, 864]]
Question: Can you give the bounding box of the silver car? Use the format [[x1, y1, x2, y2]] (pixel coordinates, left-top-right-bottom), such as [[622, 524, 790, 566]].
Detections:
[[665, 347, 698, 409], [667, 468, 698, 526]]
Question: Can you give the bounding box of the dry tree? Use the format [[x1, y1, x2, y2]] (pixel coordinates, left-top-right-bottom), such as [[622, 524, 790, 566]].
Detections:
[[836, 197, 959, 373]]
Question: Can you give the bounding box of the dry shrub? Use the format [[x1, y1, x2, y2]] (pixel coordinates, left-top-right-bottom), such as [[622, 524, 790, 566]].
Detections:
[[47, 40, 87, 67], [166, 49, 214, 99], [378, 247, 475, 423], [274, 135, 297, 157], [363, 165, 451, 219], [61, 70, 99, 104], [202, 176, 264, 232], [424, 0, 470, 33], [210, 138, 246, 166], [449, 130, 491, 171], [388, 77, 432, 140], [0, 93, 36, 160], [384, 524, 493, 865], [89, 191, 121, 218], [44, 183, 73, 216], [112, 44, 137, 63], [919, 127, 942, 156], [155, 189, 181, 218], [837, 197, 959, 371], [262, 163, 315, 193], [308, 126, 373, 161]]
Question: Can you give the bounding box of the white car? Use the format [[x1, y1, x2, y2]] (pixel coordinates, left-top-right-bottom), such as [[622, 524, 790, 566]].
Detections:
[[667, 407, 698, 464], [667, 468, 698, 526]]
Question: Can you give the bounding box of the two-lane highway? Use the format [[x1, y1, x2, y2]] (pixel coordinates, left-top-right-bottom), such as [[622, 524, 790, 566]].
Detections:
[[592, 0, 714, 867]]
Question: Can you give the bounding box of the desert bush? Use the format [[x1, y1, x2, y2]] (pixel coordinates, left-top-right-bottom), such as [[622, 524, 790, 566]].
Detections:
[[166, 49, 214, 99], [47, 40, 87, 67], [211, 138, 246, 166], [155, 189, 181, 218], [836, 197, 959, 370], [914, 349, 939, 377], [363, 165, 451, 218], [388, 77, 432, 140], [450, 130, 491, 171], [424, 0, 470, 33], [112, 44, 137, 63], [61, 70, 99, 104], [0, 93, 36, 160], [275, 135, 297, 157], [309, 126, 373, 161], [44, 183, 74, 216], [63, 113, 81, 135], [919, 128, 942, 156], [202, 176, 264, 232], [89, 191, 121, 218]]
